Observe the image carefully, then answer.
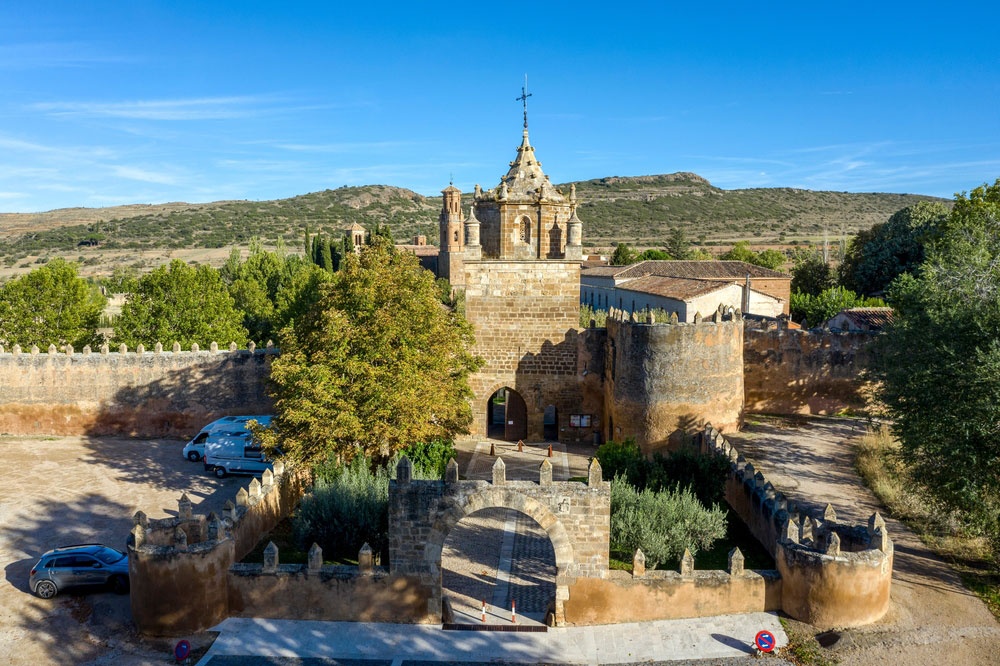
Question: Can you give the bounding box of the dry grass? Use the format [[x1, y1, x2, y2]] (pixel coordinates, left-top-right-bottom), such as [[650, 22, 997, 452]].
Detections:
[[854, 425, 1000, 619]]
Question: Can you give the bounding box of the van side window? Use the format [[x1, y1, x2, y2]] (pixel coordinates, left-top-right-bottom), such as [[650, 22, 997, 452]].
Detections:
[[244, 447, 263, 460], [194, 432, 208, 444]]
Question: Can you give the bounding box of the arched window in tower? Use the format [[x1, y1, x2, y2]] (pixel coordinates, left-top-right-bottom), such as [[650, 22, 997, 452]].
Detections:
[[519, 216, 531, 244], [453, 230, 459, 243]]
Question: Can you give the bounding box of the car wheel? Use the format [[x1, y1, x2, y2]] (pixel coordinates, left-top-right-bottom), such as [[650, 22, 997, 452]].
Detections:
[[187, 451, 201, 462], [214, 466, 227, 478], [111, 574, 130, 595], [34, 580, 57, 599]]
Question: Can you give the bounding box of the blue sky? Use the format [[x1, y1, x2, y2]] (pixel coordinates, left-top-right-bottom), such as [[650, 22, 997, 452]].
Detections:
[[1, 1, 998, 213]]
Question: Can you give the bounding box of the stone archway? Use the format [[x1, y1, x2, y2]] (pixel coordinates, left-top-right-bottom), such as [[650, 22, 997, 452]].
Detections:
[[487, 387, 527, 441], [388, 457, 610, 626]]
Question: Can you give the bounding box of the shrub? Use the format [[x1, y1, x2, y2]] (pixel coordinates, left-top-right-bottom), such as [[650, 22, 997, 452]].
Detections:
[[400, 439, 456, 477], [595, 438, 647, 487], [609, 476, 727, 568]]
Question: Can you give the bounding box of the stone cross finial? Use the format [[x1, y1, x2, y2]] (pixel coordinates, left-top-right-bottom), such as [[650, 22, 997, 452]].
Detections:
[[308, 543, 323, 573], [358, 542, 373, 575], [263, 541, 279, 573], [633, 548, 646, 577], [445, 458, 459, 483], [588, 457, 603, 486], [492, 457, 506, 485], [396, 456, 412, 484], [538, 458, 553, 486], [728, 547, 745, 576], [680, 549, 694, 577]]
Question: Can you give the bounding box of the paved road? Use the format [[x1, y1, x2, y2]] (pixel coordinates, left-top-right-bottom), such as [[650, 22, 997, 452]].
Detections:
[[195, 615, 791, 665]]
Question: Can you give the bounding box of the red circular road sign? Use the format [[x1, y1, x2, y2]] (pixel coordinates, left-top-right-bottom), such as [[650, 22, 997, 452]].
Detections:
[[174, 639, 191, 661], [755, 630, 776, 653]]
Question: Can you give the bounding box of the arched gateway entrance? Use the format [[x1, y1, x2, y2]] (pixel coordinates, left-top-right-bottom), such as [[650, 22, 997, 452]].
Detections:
[[487, 387, 527, 441], [388, 456, 609, 626]]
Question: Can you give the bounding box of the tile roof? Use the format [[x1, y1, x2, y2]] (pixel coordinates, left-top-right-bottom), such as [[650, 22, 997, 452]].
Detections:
[[616, 275, 732, 301], [834, 307, 895, 330], [615, 260, 789, 280]]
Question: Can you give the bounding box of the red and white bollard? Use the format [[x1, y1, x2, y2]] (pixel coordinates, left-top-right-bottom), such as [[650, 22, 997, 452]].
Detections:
[[511, 599, 517, 624], [481, 600, 487, 623]]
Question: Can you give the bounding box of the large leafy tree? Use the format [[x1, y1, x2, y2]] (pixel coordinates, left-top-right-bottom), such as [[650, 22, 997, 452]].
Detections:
[[720, 241, 785, 271], [115, 259, 247, 347], [875, 180, 1000, 539], [0, 259, 105, 348], [790, 251, 835, 296], [839, 201, 949, 296], [260, 238, 482, 466]]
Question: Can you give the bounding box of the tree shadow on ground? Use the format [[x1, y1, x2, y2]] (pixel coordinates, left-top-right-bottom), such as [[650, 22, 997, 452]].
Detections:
[[3, 493, 143, 665]]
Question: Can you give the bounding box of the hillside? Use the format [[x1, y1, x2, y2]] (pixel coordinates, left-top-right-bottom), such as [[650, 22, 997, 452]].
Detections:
[[0, 175, 948, 276]]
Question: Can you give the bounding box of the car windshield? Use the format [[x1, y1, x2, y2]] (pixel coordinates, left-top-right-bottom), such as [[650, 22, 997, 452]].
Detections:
[[92, 546, 126, 565]]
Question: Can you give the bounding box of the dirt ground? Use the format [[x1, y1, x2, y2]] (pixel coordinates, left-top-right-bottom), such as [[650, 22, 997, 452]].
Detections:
[[0, 435, 247, 666], [727, 416, 1000, 666]]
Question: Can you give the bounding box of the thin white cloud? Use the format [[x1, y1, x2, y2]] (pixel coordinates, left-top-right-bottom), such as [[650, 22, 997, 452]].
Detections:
[[274, 140, 424, 154], [30, 96, 274, 121], [112, 166, 181, 185], [0, 42, 132, 69]]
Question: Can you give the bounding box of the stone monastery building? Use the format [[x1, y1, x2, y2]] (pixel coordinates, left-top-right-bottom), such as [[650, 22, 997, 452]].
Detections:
[[436, 117, 746, 452]]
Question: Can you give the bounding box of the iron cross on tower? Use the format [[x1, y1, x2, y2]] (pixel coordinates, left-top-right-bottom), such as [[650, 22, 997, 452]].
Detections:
[[516, 75, 532, 129]]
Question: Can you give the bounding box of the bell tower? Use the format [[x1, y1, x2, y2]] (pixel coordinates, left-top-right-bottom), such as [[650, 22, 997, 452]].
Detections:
[[438, 184, 466, 285]]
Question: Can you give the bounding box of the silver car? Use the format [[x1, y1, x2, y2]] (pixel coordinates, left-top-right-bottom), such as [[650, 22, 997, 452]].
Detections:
[[28, 544, 129, 598]]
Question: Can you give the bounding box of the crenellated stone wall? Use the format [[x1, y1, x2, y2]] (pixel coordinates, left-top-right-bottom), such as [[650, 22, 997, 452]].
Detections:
[[128, 460, 307, 635], [744, 325, 876, 415], [0, 341, 275, 437], [700, 424, 893, 628], [604, 306, 744, 454]]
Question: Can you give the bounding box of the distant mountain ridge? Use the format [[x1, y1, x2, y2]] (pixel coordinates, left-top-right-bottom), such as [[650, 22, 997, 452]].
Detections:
[[0, 174, 948, 271]]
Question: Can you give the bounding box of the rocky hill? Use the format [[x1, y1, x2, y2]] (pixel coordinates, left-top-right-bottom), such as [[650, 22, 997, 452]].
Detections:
[[0, 175, 948, 275]]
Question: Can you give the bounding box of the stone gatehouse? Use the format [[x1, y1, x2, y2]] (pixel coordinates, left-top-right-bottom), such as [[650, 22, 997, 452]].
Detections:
[[389, 455, 609, 624]]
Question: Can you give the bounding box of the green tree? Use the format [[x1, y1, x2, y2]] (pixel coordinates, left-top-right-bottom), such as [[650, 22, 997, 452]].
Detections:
[[259, 238, 483, 466], [610, 476, 727, 568], [790, 286, 885, 327], [839, 201, 948, 296], [115, 259, 248, 347], [719, 241, 785, 270], [0, 259, 105, 348], [610, 243, 637, 266], [875, 180, 1000, 544], [790, 251, 835, 296], [664, 227, 691, 260]]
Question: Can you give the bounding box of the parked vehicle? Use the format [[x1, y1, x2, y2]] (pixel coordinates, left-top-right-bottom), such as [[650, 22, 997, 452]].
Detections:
[[203, 431, 276, 478], [29, 544, 129, 599], [182, 415, 272, 462]]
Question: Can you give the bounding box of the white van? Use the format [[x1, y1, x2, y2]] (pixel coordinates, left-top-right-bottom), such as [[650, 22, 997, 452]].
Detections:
[[202, 431, 276, 478], [182, 415, 272, 462]]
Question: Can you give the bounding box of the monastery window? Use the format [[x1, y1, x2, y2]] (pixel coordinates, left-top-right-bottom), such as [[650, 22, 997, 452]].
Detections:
[[453, 230, 459, 243], [519, 216, 531, 244]]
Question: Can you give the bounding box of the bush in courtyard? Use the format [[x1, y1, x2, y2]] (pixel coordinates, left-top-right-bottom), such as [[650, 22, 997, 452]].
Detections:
[[295, 452, 440, 563], [610, 476, 727, 568], [595, 438, 647, 487], [648, 447, 730, 506], [400, 439, 456, 477]]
